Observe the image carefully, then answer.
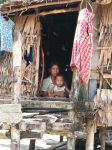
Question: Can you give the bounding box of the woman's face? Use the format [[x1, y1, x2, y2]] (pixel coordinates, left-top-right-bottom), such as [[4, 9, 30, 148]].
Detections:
[[50, 65, 59, 77]]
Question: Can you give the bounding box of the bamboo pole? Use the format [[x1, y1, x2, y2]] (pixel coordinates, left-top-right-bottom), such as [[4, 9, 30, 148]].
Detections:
[[11, 31, 22, 150], [37, 7, 79, 16], [1, 0, 81, 14]]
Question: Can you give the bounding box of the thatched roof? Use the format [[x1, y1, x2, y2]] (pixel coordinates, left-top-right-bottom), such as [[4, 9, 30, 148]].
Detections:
[[0, 0, 81, 14]]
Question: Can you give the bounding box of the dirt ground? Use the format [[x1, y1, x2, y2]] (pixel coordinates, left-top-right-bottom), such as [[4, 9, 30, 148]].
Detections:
[[0, 134, 111, 150]]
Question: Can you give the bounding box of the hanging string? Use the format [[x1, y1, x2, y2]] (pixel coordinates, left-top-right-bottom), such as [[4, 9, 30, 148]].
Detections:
[[80, 0, 93, 13]]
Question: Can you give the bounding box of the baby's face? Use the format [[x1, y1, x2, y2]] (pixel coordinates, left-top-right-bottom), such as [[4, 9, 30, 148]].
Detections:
[[56, 76, 64, 87]]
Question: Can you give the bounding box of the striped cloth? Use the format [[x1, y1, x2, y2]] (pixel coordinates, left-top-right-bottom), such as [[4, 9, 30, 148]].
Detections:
[[70, 8, 94, 84]]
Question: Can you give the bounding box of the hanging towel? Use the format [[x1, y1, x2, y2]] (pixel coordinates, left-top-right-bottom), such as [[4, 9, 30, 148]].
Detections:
[[0, 16, 15, 52], [70, 8, 94, 84]]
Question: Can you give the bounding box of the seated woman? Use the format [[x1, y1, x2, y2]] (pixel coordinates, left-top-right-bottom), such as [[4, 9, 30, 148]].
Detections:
[[41, 62, 69, 97]]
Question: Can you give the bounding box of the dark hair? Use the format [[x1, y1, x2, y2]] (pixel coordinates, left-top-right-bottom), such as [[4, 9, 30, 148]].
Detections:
[[56, 74, 64, 80], [49, 62, 60, 70]]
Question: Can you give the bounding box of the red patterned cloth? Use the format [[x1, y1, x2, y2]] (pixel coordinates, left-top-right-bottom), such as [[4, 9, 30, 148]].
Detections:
[[70, 8, 94, 84]]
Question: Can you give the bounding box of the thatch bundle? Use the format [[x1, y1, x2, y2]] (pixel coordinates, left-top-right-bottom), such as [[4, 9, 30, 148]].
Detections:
[[0, 15, 41, 97], [14, 15, 41, 97], [96, 0, 112, 5], [97, 4, 112, 67], [93, 4, 112, 126], [0, 51, 13, 96]]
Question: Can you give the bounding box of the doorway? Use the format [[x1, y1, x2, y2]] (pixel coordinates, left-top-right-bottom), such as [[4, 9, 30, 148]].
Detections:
[[40, 11, 78, 89]]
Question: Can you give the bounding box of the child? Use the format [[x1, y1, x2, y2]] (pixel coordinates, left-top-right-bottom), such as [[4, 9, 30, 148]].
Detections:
[[48, 75, 69, 98]]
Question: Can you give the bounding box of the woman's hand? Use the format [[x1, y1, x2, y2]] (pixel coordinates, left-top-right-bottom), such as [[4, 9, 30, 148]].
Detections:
[[48, 92, 54, 98]]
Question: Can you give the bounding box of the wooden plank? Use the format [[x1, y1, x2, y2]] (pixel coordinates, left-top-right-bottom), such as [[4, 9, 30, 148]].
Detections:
[[103, 74, 112, 79], [0, 104, 21, 113], [47, 142, 66, 150], [21, 100, 74, 110], [20, 120, 46, 131], [47, 122, 73, 131], [0, 131, 42, 139], [0, 113, 22, 124], [46, 130, 73, 138]]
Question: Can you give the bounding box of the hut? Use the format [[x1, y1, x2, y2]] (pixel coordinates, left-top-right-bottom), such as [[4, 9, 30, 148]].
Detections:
[[0, 0, 111, 150]]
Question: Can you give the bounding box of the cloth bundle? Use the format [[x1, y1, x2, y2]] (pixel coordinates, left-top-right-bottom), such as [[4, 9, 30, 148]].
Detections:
[[70, 8, 94, 84]]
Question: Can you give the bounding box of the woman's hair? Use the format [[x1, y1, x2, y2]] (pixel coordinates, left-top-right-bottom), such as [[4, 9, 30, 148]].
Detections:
[[49, 62, 60, 70]]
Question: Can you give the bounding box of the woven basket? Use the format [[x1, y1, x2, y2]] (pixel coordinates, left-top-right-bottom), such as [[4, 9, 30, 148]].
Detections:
[[96, 0, 112, 5]]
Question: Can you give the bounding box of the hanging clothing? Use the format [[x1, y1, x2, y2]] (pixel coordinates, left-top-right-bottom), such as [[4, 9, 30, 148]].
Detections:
[[0, 16, 15, 52], [70, 8, 94, 84], [41, 76, 54, 92]]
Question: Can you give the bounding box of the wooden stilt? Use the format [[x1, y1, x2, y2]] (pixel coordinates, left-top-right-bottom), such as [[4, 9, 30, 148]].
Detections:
[[11, 124, 20, 150], [67, 136, 75, 150], [11, 31, 22, 150], [60, 136, 63, 142], [99, 127, 105, 150], [29, 140, 36, 150], [86, 121, 96, 150]]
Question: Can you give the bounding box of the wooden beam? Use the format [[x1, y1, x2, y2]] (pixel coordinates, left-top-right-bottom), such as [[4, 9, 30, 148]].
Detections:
[[46, 130, 74, 138], [21, 100, 74, 110], [1, 0, 81, 14], [47, 122, 73, 131], [0, 131, 42, 139], [0, 104, 21, 125], [38, 7, 79, 16], [20, 120, 46, 131]]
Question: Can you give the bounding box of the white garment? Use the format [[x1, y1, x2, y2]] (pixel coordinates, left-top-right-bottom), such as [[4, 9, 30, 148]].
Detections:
[[41, 76, 54, 92]]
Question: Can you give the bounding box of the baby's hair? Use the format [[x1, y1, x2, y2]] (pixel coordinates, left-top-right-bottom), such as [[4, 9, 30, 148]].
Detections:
[[56, 74, 64, 80]]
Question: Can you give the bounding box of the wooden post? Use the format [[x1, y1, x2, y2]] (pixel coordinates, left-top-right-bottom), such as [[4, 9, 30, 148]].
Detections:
[[67, 136, 76, 150], [86, 121, 96, 150], [11, 124, 20, 150], [99, 127, 105, 150], [11, 31, 22, 150], [29, 140, 36, 150], [12, 31, 22, 104], [69, 68, 80, 101]]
